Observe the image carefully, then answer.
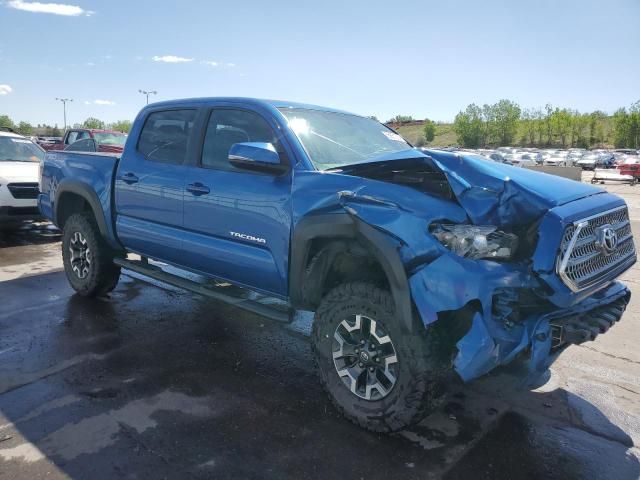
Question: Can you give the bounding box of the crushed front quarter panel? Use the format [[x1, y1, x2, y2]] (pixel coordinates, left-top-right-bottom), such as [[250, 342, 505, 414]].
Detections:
[[291, 150, 633, 384]]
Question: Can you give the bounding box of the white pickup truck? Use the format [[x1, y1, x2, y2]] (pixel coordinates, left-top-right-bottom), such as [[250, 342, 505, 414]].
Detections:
[[0, 130, 44, 227]]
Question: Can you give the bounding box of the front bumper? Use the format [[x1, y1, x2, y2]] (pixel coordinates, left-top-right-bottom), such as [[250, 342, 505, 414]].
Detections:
[[409, 252, 631, 384]]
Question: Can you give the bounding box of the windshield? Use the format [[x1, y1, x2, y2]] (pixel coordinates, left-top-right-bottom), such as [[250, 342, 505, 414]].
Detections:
[[278, 108, 412, 170], [0, 136, 45, 162], [93, 132, 127, 146]]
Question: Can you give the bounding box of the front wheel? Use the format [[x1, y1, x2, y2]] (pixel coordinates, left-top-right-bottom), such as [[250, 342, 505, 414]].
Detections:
[[312, 282, 448, 432], [62, 213, 120, 297]]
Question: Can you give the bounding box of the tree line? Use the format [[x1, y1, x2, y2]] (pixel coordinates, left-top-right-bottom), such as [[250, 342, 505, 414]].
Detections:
[[0, 114, 132, 136], [450, 99, 639, 149]]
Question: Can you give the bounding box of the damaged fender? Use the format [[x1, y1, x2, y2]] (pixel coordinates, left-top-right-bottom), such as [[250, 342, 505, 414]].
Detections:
[[290, 150, 632, 384]]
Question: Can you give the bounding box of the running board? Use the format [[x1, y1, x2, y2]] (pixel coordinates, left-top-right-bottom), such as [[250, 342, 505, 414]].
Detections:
[[113, 257, 292, 323]]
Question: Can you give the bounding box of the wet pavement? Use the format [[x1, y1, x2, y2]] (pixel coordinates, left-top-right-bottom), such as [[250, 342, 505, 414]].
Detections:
[[1, 177, 640, 479]]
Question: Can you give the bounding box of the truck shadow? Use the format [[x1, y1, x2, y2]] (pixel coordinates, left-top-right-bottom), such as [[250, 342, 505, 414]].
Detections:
[[0, 274, 638, 479], [0, 222, 60, 248]]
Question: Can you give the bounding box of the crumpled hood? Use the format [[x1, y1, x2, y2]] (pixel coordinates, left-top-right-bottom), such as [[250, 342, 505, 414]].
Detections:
[[0, 161, 39, 183], [423, 150, 604, 227], [344, 149, 604, 228]]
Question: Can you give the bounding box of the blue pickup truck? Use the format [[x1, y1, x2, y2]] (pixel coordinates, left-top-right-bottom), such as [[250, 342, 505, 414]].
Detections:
[[38, 97, 636, 432]]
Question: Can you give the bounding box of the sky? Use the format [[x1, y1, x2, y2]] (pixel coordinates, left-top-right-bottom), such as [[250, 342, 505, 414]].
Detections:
[[0, 0, 638, 127]]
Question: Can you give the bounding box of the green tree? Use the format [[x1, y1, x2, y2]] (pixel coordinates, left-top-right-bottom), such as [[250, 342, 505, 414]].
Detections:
[[589, 111, 607, 146], [453, 104, 483, 148], [110, 120, 132, 133], [82, 117, 105, 129], [17, 121, 33, 135], [573, 113, 590, 148], [551, 108, 572, 147], [520, 109, 537, 145], [52, 125, 61, 137], [0, 114, 14, 130], [613, 108, 630, 148], [544, 104, 554, 145], [534, 109, 545, 146], [480, 104, 495, 146], [423, 119, 436, 143], [630, 101, 640, 149], [492, 99, 521, 145], [388, 115, 414, 124]]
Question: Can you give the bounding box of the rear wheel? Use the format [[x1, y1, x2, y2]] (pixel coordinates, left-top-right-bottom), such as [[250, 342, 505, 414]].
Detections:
[[62, 213, 120, 296], [312, 282, 448, 432]]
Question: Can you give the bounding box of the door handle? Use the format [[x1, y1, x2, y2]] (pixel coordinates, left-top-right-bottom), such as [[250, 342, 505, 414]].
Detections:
[[187, 182, 211, 196], [121, 172, 139, 184]]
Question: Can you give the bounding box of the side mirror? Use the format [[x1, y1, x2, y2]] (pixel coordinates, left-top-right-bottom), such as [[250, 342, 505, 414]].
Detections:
[[228, 142, 289, 175]]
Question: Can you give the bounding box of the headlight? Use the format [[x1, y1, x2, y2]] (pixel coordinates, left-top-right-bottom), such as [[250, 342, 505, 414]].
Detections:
[[430, 224, 518, 260]]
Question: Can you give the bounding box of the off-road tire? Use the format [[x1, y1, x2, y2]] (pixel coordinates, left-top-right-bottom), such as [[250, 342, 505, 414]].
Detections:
[[62, 213, 120, 297], [312, 282, 449, 432]]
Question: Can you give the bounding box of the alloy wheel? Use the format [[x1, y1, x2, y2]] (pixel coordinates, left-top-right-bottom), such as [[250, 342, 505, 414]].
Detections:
[[332, 314, 398, 400], [69, 231, 92, 279]]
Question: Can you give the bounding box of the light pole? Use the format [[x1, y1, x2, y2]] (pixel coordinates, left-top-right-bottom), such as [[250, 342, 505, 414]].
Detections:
[[55, 97, 73, 130], [138, 89, 157, 105]]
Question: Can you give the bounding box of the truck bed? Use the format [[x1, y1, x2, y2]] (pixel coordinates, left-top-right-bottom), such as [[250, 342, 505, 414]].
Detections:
[[38, 150, 121, 247]]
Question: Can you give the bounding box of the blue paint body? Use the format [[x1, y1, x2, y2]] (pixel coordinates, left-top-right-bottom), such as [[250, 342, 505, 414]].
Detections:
[[38, 97, 636, 385]]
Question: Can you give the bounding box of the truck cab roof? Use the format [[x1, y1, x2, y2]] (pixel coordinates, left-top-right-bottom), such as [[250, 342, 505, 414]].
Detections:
[[143, 97, 361, 117]]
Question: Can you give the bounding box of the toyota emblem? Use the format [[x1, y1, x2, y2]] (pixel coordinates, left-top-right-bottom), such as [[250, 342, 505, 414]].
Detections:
[[596, 225, 618, 255]]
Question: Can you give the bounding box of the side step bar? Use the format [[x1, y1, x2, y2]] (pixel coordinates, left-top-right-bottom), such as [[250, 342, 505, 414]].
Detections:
[[113, 257, 292, 323]]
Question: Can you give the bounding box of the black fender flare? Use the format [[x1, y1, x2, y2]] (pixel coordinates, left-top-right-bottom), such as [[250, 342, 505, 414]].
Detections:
[[54, 179, 110, 238], [289, 213, 414, 333]]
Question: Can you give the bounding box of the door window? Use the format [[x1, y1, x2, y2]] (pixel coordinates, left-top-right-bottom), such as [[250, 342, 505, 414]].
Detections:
[[137, 109, 196, 164], [65, 138, 96, 152], [66, 131, 79, 144], [201, 109, 278, 171]]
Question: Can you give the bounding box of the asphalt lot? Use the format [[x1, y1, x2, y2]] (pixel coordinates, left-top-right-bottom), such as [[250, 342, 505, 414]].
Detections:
[[1, 172, 640, 479]]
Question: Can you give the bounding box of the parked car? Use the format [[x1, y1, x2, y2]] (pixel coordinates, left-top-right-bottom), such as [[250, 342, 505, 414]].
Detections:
[[38, 97, 636, 432], [37, 137, 63, 149], [0, 130, 44, 227], [543, 155, 569, 167], [41, 128, 127, 153], [614, 149, 639, 156], [509, 153, 538, 167], [577, 152, 615, 170]]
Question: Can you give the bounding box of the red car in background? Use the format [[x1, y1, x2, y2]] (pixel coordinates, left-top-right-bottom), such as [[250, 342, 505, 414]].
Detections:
[[41, 128, 127, 153]]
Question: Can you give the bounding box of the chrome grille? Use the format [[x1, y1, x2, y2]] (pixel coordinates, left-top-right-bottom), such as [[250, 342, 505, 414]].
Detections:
[[557, 206, 636, 292]]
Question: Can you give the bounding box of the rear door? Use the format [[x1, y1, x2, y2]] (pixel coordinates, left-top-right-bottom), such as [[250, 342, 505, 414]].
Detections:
[[180, 107, 293, 297], [115, 108, 197, 264]]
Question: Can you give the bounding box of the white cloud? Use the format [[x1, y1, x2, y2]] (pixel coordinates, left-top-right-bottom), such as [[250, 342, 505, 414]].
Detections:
[[152, 55, 193, 63], [0, 85, 12, 95], [83, 99, 115, 105], [7, 0, 94, 16], [85, 62, 95, 67], [226, 63, 236, 67], [201, 60, 218, 67]]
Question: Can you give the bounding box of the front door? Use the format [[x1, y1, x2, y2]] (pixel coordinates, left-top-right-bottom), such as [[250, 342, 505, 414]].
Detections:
[[181, 108, 292, 297], [114, 108, 196, 264]]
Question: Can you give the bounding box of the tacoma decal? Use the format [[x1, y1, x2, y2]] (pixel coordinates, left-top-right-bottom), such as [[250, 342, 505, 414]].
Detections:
[[230, 231, 267, 244]]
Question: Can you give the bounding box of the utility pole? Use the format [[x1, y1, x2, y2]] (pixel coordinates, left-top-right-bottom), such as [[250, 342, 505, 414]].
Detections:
[[138, 89, 157, 105], [55, 97, 73, 130]]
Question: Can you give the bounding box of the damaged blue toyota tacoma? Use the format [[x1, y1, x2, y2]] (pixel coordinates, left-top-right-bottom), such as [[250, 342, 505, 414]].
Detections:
[[38, 98, 636, 432]]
